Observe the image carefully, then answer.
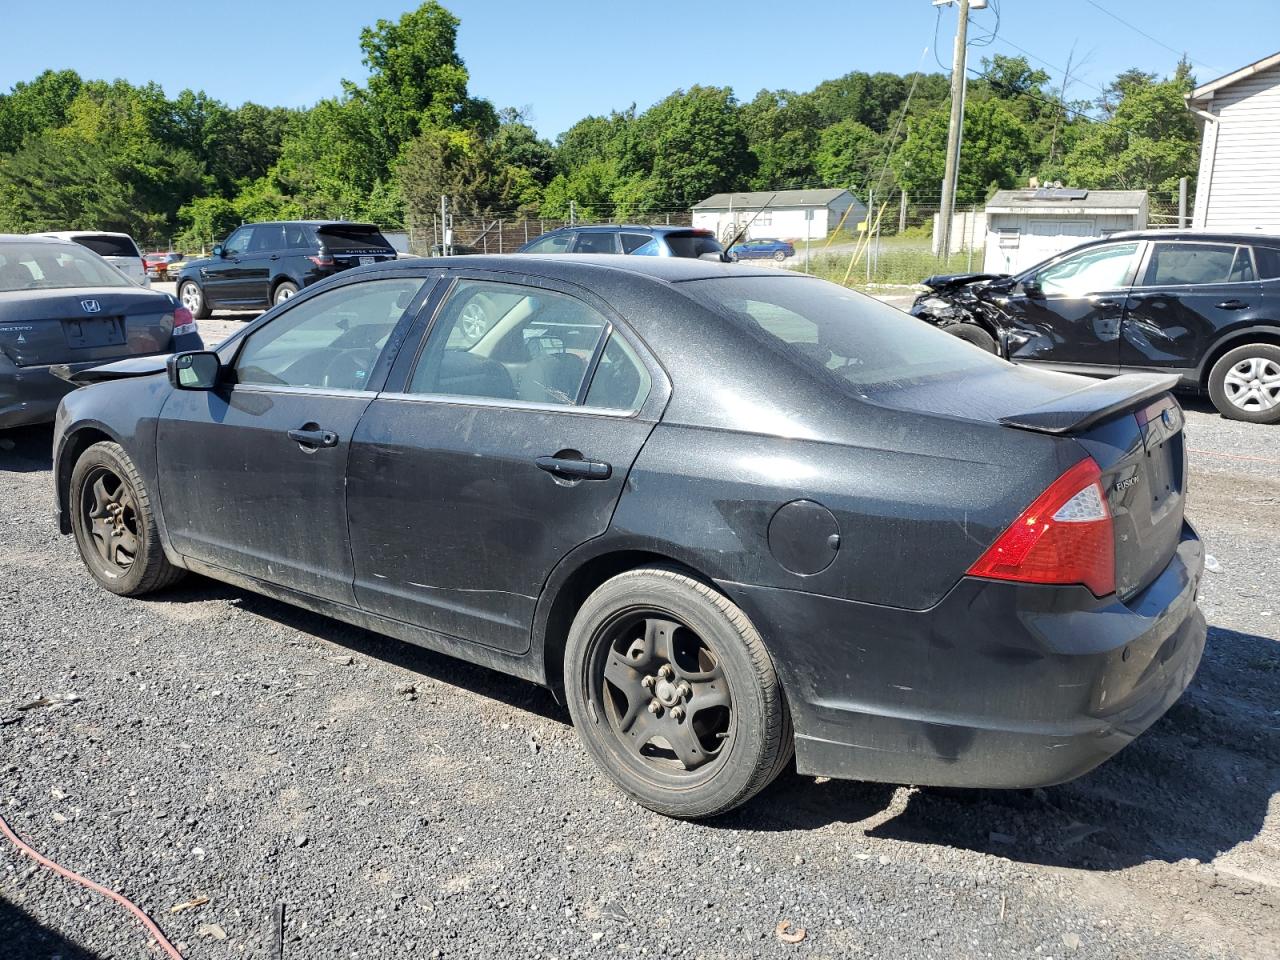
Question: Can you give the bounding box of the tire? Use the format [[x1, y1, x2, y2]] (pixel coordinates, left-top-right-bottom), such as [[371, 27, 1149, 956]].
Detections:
[[273, 281, 299, 306], [1207, 343, 1280, 424], [69, 441, 185, 597], [772, 250, 787, 262], [564, 565, 793, 819], [179, 280, 210, 320], [944, 322, 999, 354]]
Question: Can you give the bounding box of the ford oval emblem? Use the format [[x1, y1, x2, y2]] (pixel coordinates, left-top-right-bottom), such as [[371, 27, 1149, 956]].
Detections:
[[81, 299, 101, 313]]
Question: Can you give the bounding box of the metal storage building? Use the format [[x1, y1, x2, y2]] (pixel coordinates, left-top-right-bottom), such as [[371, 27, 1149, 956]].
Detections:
[[981, 188, 1149, 274]]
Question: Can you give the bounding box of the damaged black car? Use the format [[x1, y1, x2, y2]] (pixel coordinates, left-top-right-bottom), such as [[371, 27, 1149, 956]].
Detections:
[[911, 230, 1280, 424]]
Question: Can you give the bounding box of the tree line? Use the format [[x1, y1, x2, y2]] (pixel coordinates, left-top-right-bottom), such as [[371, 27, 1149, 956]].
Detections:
[[0, 2, 1201, 248]]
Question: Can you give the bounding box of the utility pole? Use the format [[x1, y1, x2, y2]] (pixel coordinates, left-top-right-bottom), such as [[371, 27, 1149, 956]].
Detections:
[[569, 200, 576, 227], [899, 190, 908, 234], [937, 0, 970, 261], [440, 195, 449, 256], [1178, 176, 1188, 228]]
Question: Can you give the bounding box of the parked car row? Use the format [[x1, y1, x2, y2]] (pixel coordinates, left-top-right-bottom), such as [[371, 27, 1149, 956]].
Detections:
[[912, 229, 1280, 424]]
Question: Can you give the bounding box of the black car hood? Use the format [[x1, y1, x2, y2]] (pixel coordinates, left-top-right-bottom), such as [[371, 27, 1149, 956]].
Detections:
[[919, 272, 1010, 294]]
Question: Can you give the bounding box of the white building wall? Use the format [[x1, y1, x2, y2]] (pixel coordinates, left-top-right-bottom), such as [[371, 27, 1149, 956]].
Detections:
[[1195, 66, 1280, 232], [691, 198, 866, 242]]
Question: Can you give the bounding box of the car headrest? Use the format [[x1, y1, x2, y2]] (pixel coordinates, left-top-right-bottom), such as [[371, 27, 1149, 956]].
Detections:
[[518, 351, 585, 405]]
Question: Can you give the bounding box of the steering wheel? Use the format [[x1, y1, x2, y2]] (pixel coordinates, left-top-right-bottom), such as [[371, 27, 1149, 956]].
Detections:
[[320, 348, 378, 390]]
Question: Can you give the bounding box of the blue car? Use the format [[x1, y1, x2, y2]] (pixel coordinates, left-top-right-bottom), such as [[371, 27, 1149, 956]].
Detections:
[[730, 238, 796, 261]]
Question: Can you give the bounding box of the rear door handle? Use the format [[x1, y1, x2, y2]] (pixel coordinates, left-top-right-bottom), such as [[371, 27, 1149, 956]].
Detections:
[[1217, 299, 1249, 310], [269, 254, 280, 261], [535, 455, 611, 480], [288, 427, 339, 448]]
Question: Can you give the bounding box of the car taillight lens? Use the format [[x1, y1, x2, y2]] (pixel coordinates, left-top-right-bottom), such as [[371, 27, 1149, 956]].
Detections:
[[967, 457, 1115, 597], [172, 306, 198, 337], [308, 255, 335, 268]]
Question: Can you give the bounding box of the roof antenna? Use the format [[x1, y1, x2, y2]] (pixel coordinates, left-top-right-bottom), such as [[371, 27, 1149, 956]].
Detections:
[[722, 193, 778, 262]]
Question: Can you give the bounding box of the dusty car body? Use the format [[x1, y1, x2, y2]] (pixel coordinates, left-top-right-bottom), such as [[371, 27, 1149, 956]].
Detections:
[[911, 230, 1280, 422], [52, 255, 1204, 818]]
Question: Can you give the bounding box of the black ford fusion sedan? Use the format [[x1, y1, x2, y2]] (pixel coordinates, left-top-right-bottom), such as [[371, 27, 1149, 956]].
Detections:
[[1, 235, 201, 429], [52, 255, 1205, 818]]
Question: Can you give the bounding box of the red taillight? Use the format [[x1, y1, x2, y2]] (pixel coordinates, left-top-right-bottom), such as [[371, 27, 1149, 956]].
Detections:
[[308, 255, 335, 268], [172, 306, 197, 337], [967, 457, 1115, 597]]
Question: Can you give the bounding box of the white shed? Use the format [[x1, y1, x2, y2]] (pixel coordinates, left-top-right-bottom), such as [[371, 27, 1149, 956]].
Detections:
[[691, 188, 865, 243], [981, 188, 1149, 274], [1186, 50, 1280, 232]]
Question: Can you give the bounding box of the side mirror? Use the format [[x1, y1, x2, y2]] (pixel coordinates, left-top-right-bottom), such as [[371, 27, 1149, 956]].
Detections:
[[168, 351, 221, 390], [1020, 279, 1044, 298], [212, 245, 225, 258]]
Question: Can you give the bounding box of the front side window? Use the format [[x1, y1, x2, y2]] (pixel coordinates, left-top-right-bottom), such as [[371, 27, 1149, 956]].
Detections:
[[1144, 242, 1255, 285], [524, 232, 574, 254], [222, 227, 254, 258], [0, 242, 132, 291], [1034, 242, 1139, 297], [407, 280, 609, 405], [234, 277, 425, 391]]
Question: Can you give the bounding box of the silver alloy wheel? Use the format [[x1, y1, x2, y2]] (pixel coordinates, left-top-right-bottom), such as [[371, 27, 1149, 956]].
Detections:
[[1222, 356, 1280, 412], [275, 285, 296, 305], [180, 282, 202, 313]]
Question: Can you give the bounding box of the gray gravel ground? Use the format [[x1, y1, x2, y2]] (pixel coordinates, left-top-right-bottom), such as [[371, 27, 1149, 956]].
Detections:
[[1, 338, 1278, 958]]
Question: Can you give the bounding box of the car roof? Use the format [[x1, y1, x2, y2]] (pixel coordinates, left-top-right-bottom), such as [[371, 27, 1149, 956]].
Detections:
[[1094, 229, 1280, 245], [1, 233, 79, 245], [539, 224, 712, 235], [242, 220, 377, 228], [37, 230, 138, 240], [374, 253, 787, 284]]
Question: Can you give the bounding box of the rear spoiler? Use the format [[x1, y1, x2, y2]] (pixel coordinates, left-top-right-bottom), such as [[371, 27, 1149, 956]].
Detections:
[[999, 374, 1180, 435], [51, 354, 169, 385]]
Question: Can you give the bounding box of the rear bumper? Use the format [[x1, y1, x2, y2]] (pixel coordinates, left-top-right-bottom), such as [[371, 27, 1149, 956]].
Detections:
[[0, 360, 77, 429], [728, 523, 1206, 789]]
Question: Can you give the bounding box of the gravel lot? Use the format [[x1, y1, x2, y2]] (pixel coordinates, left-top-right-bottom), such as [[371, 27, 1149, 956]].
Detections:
[[1, 321, 1277, 958]]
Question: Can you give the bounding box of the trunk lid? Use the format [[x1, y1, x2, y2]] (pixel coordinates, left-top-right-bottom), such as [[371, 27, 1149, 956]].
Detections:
[[0, 288, 175, 367]]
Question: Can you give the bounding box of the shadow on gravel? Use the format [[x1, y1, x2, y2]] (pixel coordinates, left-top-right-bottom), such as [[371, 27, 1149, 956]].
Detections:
[[733, 624, 1280, 872], [0, 895, 103, 959], [157, 579, 570, 725], [0, 424, 53, 472]]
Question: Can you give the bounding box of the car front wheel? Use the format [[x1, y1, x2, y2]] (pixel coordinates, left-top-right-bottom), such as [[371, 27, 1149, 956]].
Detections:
[[773, 250, 787, 262], [70, 441, 185, 596], [565, 566, 792, 819], [179, 280, 210, 320], [1208, 343, 1280, 424]]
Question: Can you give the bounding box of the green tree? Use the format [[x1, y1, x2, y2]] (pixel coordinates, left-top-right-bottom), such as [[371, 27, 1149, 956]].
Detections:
[[814, 119, 883, 189], [741, 90, 821, 189], [0, 69, 83, 154], [892, 98, 1033, 204]]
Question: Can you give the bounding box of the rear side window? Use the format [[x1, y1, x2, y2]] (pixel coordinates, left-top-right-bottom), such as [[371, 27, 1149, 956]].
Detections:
[[524, 232, 574, 253], [1253, 245, 1280, 280], [284, 224, 312, 248], [249, 225, 286, 252], [317, 225, 393, 251], [1145, 242, 1255, 285], [684, 276, 997, 389], [663, 232, 722, 259], [572, 232, 619, 254], [71, 234, 140, 259]]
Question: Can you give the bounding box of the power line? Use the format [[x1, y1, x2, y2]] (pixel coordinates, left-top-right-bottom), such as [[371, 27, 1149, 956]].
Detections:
[[1083, 0, 1222, 75], [988, 35, 1109, 97]]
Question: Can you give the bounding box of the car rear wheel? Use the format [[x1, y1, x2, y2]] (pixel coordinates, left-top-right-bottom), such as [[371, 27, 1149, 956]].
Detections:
[[565, 566, 792, 819], [772, 250, 787, 262], [1208, 343, 1280, 424], [70, 441, 184, 596], [179, 280, 210, 320], [273, 281, 299, 306], [944, 322, 999, 354]]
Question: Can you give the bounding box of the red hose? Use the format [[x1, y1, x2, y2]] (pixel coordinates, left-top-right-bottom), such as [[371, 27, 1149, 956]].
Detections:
[[0, 811, 184, 960]]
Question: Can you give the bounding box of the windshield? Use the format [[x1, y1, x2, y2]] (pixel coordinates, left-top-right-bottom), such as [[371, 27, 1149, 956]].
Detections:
[[685, 275, 999, 388], [0, 242, 134, 292]]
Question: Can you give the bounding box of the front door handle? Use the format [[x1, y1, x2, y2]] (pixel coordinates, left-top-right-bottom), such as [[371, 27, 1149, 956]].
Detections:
[[288, 427, 339, 448], [536, 455, 611, 480], [1089, 297, 1119, 308], [269, 254, 280, 261], [1217, 299, 1249, 310]]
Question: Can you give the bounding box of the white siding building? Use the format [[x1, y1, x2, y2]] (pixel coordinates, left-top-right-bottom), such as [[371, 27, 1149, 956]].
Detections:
[[981, 188, 1148, 274], [691, 189, 864, 243], [1187, 51, 1280, 232]]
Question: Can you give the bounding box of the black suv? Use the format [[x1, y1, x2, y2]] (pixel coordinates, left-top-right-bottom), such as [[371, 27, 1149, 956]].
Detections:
[[912, 230, 1280, 424], [519, 225, 724, 259], [176, 221, 397, 317]]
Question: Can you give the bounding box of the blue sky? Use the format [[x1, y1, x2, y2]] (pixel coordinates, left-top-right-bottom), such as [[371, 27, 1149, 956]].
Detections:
[[3, 0, 1277, 139]]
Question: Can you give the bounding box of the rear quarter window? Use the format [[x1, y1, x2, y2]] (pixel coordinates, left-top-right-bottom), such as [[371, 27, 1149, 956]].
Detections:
[[664, 233, 722, 259], [1254, 245, 1280, 280]]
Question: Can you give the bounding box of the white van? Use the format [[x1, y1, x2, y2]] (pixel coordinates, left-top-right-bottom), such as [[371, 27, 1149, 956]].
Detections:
[[37, 231, 149, 287]]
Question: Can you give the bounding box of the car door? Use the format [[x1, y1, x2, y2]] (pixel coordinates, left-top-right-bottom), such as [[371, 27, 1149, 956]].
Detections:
[[346, 272, 666, 653], [156, 273, 438, 603], [1121, 240, 1262, 373], [202, 226, 254, 305], [242, 223, 287, 305], [998, 240, 1143, 372]]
